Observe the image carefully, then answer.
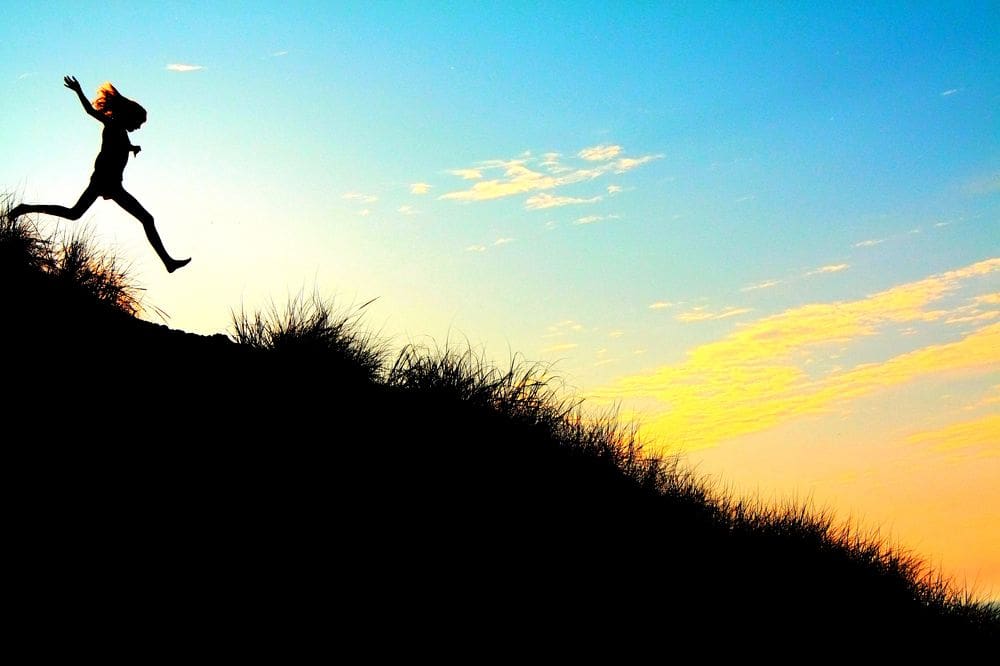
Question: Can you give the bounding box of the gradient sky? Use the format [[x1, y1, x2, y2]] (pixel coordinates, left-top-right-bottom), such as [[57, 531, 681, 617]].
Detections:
[[2, 2, 997, 599]]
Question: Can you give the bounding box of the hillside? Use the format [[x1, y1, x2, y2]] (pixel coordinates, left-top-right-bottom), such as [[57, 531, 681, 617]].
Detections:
[[3, 210, 997, 655]]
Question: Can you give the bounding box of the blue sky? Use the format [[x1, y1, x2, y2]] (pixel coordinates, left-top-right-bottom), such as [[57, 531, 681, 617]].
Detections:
[[2, 2, 998, 596]]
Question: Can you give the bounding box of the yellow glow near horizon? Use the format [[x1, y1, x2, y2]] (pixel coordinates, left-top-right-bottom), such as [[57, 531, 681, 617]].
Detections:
[[590, 258, 1000, 451], [907, 414, 1000, 456]]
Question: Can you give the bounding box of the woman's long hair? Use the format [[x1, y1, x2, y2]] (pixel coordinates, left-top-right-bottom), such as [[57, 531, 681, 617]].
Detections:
[[93, 82, 147, 129]]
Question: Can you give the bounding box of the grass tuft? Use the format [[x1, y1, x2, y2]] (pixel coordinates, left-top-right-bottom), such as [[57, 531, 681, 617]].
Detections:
[[54, 225, 143, 317], [388, 342, 572, 418], [230, 291, 388, 381], [1, 193, 54, 275], [2, 198, 143, 317]]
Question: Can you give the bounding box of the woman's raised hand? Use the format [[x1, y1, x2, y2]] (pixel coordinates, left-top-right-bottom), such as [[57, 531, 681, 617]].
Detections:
[[63, 75, 82, 92]]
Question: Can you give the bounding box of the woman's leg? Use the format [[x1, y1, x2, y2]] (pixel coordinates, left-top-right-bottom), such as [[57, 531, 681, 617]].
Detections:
[[11, 184, 100, 220], [109, 187, 190, 273]]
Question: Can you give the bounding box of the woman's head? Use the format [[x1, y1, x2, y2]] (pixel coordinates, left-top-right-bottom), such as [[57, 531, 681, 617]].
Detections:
[[93, 82, 147, 131]]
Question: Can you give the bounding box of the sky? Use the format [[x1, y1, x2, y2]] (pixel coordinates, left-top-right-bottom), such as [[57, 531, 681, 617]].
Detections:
[[2, 2, 997, 599]]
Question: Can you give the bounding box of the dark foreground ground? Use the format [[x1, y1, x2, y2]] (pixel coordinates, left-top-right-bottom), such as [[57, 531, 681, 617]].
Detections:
[[4, 258, 997, 657]]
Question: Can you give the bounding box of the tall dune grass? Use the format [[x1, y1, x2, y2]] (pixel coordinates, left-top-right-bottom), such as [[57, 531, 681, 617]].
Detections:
[[230, 292, 388, 382], [2, 195, 142, 316]]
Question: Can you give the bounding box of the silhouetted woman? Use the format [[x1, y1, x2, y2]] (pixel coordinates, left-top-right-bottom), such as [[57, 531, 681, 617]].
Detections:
[[11, 76, 190, 273]]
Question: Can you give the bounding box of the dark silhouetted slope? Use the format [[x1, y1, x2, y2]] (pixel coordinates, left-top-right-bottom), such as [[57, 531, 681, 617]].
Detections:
[[3, 210, 996, 656]]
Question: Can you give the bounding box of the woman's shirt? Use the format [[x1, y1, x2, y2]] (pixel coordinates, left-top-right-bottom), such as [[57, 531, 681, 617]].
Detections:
[[93, 123, 131, 183]]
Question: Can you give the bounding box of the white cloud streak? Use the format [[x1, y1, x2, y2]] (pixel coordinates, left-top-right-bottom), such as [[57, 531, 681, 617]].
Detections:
[[166, 63, 204, 72], [439, 148, 662, 204], [573, 214, 618, 225], [578, 144, 623, 161], [524, 192, 602, 210], [741, 279, 782, 292], [806, 263, 850, 276], [542, 343, 579, 354], [543, 320, 585, 338], [343, 192, 378, 204], [676, 306, 753, 322], [613, 155, 661, 173]]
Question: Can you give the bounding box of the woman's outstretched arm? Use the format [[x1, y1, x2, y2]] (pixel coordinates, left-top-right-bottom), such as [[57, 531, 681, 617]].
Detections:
[[64, 76, 105, 122]]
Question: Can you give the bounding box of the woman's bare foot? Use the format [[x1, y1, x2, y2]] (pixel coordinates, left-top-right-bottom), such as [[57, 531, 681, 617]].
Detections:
[[167, 257, 191, 273]]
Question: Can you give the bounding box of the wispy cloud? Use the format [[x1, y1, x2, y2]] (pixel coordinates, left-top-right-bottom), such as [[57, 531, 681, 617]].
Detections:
[[613, 155, 661, 173], [540, 152, 572, 173], [343, 192, 378, 204], [940, 88, 960, 96], [410, 183, 432, 195], [944, 310, 1000, 326], [676, 306, 753, 322], [357, 209, 371, 217], [591, 258, 1000, 450], [543, 320, 585, 338], [854, 239, 885, 248], [573, 214, 618, 225], [963, 173, 1000, 195], [806, 263, 849, 276], [648, 301, 674, 310], [907, 414, 999, 455], [464, 237, 516, 253], [741, 279, 781, 292], [525, 192, 602, 210], [397, 205, 417, 215], [440, 162, 555, 202], [578, 144, 623, 161], [17, 72, 37, 81], [607, 185, 623, 195], [439, 147, 661, 205], [166, 63, 204, 72], [271, 50, 289, 57], [540, 321, 586, 358], [965, 384, 1000, 411], [941, 291, 1000, 325], [542, 342, 579, 354]]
